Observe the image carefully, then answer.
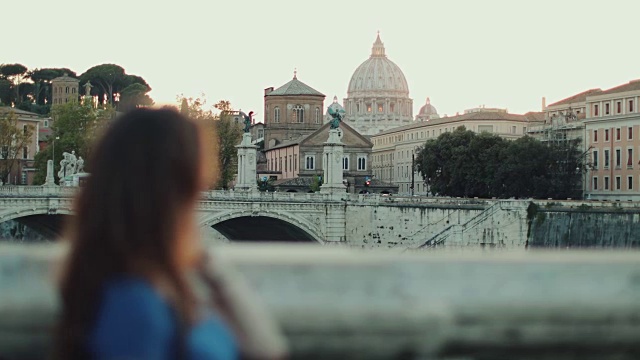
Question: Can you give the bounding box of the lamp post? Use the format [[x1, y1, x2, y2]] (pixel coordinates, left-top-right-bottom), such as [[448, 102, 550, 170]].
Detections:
[[411, 153, 415, 196]]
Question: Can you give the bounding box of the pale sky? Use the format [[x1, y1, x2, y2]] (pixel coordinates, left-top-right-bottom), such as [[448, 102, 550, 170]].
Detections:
[[4, 0, 639, 119]]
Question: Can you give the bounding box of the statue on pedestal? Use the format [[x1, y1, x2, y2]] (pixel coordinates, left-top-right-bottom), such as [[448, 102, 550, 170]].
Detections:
[[328, 106, 345, 129], [77, 156, 85, 173], [239, 111, 254, 133]]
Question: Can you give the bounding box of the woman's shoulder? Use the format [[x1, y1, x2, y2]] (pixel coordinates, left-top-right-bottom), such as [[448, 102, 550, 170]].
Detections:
[[88, 277, 176, 358]]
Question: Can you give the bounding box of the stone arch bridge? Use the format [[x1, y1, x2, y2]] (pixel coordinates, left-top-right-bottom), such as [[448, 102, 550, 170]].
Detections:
[[0, 186, 532, 249]]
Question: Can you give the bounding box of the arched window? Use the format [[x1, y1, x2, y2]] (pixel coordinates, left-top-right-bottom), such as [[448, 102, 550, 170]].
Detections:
[[356, 103, 360, 113], [315, 107, 320, 124], [72, 88, 76, 94], [293, 105, 304, 123], [378, 104, 384, 112], [343, 156, 349, 170], [65, 87, 69, 94], [274, 107, 280, 123]]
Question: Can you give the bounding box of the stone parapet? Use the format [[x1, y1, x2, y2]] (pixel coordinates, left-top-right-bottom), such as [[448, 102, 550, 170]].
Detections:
[[1, 244, 640, 359]]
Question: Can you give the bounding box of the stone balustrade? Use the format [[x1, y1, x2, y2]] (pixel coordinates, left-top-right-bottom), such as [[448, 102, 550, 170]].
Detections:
[[1, 244, 640, 359]]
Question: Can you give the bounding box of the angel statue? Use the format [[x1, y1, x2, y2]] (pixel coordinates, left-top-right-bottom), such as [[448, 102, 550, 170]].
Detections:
[[328, 106, 345, 129], [239, 111, 254, 133]]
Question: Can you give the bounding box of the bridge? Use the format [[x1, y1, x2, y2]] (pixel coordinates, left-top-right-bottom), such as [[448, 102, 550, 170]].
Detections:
[[0, 185, 532, 248]]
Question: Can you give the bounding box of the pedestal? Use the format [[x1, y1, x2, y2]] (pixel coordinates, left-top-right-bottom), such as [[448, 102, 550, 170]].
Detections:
[[234, 133, 258, 192], [44, 160, 56, 187], [320, 129, 346, 194]]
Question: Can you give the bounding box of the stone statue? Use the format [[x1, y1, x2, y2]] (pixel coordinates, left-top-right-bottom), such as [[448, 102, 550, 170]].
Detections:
[[66, 151, 77, 176], [84, 81, 93, 97], [58, 152, 69, 180], [77, 156, 85, 173], [328, 106, 345, 129], [239, 111, 254, 133]]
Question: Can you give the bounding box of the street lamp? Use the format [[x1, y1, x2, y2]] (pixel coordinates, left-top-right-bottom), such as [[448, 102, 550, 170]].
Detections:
[[52, 136, 59, 180]]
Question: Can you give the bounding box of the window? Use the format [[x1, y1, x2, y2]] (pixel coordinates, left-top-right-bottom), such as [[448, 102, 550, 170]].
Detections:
[[616, 128, 621, 141], [511, 126, 516, 134], [390, 103, 395, 112], [357, 156, 367, 171], [72, 88, 76, 94], [605, 103, 610, 115], [294, 154, 297, 171], [65, 98, 68, 103], [593, 130, 598, 142], [628, 148, 634, 167], [274, 107, 280, 123], [629, 176, 634, 190], [629, 127, 633, 140], [630, 100, 634, 112], [593, 177, 598, 190], [604, 176, 610, 190], [593, 150, 599, 168], [594, 104, 599, 116], [378, 104, 383, 112], [284, 155, 287, 172], [478, 125, 493, 133], [617, 101, 622, 114], [356, 103, 360, 113], [22, 146, 28, 159], [305, 155, 315, 170], [43, 120, 49, 128], [315, 107, 320, 124], [605, 129, 609, 141], [21, 171, 27, 185], [616, 149, 621, 168], [367, 104, 372, 112], [523, 126, 527, 133], [616, 176, 621, 190], [23, 125, 28, 135], [604, 149, 610, 168], [293, 105, 304, 123], [342, 156, 349, 170], [65, 86, 69, 94]]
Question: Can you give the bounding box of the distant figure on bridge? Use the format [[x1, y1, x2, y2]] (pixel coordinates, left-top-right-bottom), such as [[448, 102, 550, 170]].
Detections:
[[52, 108, 286, 360]]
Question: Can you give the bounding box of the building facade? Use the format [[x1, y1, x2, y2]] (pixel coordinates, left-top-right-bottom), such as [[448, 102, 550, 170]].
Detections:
[[584, 80, 640, 201], [342, 34, 413, 136], [51, 73, 79, 106], [0, 108, 44, 185], [263, 74, 325, 150], [371, 108, 544, 195]]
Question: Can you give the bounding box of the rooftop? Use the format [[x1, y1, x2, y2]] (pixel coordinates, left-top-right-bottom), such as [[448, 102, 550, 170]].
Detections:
[[266, 74, 324, 97], [547, 88, 603, 107], [598, 79, 640, 96]]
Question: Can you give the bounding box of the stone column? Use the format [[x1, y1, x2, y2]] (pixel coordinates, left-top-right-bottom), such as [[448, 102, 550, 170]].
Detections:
[[234, 133, 258, 192], [320, 129, 345, 194], [43, 160, 56, 187]]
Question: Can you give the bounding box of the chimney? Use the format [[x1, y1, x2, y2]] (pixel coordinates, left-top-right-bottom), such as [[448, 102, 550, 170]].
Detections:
[[264, 87, 274, 95], [542, 97, 546, 111]]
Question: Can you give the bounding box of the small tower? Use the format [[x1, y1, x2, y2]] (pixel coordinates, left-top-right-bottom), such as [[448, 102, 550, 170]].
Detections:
[[51, 73, 80, 105]]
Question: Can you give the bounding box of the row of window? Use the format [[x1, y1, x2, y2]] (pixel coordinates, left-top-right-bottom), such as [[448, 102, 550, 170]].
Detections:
[[272, 106, 321, 124], [269, 155, 367, 171], [52, 98, 74, 105], [592, 175, 636, 191], [592, 99, 636, 117], [0, 146, 29, 160], [592, 148, 635, 169], [593, 127, 633, 142], [373, 125, 527, 146], [54, 87, 76, 94]]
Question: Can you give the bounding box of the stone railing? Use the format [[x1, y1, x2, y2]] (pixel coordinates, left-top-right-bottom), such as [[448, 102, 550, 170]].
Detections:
[[1, 244, 639, 359], [0, 185, 77, 197]]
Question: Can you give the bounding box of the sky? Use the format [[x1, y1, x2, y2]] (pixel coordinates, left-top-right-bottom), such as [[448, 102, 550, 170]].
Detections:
[[4, 0, 640, 120]]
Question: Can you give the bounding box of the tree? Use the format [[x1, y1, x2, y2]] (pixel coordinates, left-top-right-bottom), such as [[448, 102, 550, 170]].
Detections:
[[79, 64, 126, 105], [27, 68, 77, 105], [0, 64, 28, 105], [32, 101, 114, 184], [0, 109, 35, 183], [119, 83, 153, 111], [177, 96, 242, 189], [415, 127, 584, 199]]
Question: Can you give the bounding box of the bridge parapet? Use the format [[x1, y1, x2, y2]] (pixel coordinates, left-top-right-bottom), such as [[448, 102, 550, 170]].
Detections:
[[0, 186, 77, 197]]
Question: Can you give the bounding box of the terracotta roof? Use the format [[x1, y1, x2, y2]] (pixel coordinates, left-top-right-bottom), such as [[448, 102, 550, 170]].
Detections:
[[599, 79, 640, 96], [0, 107, 47, 120], [375, 110, 537, 136], [523, 111, 545, 122], [266, 77, 324, 97], [547, 88, 602, 107]]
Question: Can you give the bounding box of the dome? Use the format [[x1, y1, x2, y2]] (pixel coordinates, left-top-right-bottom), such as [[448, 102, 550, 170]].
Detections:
[[347, 34, 409, 97], [419, 98, 437, 115]]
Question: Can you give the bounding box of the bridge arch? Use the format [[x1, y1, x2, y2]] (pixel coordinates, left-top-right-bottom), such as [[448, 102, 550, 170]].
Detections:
[[199, 210, 324, 243]]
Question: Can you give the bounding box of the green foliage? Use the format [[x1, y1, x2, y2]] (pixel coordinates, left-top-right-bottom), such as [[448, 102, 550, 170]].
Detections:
[[0, 64, 28, 105], [258, 178, 275, 192], [526, 202, 539, 221], [27, 68, 77, 105], [119, 83, 153, 111], [177, 96, 242, 190], [414, 127, 584, 199], [309, 176, 322, 192], [0, 109, 35, 182], [32, 102, 114, 184]]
